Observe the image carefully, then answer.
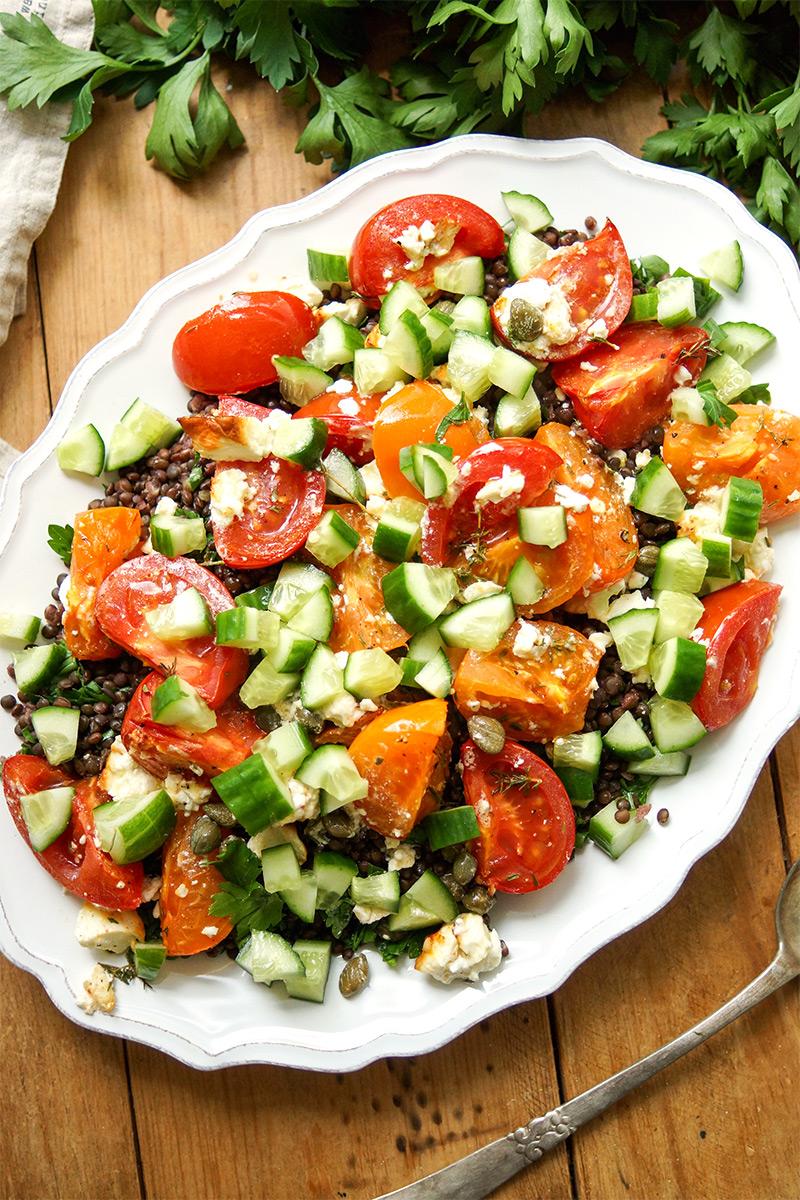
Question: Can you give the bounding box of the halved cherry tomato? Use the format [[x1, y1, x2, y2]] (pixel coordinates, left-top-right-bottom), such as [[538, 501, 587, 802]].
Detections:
[[328, 505, 409, 654], [211, 396, 326, 569], [2, 756, 143, 909], [372, 381, 488, 499], [349, 699, 450, 838], [662, 406, 800, 523], [294, 383, 382, 466], [160, 811, 232, 956], [551, 323, 709, 447], [691, 580, 781, 731], [172, 292, 320, 395], [122, 671, 263, 777], [453, 620, 602, 741], [461, 738, 575, 894], [534, 422, 638, 592], [349, 195, 505, 301], [64, 508, 142, 661], [421, 438, 562, 566], [95, 554, 247, 708], [491, 220, 632, 362]]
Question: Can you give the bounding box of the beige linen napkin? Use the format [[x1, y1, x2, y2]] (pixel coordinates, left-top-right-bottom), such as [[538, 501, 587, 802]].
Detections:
[[0, 0, 94, 346], [0, 435, 17, 478]]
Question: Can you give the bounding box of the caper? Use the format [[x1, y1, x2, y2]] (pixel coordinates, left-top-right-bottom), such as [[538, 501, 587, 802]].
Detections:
[[462, 884, 494, 915], [441, 872, 465, 902], [508, 298, 544, 343], [467, 715, 506, 755], [203, 802, 237, 828], [452, 850, 478, 887], [253, 705, 282, 733], [305, 818, 330, 848], [339, 953, 369, 998], [323, 808, 359, 839], [634, 543, 661, 577], [190, 814, 222, 855], [440, 842, 460, 863]]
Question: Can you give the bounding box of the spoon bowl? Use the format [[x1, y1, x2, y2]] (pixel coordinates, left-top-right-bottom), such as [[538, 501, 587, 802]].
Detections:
[[775, 859, 800, 967]]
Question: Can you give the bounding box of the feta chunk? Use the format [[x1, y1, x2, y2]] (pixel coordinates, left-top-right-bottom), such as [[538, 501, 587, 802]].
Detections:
[[99, 738, 161, 804], [386, 842, 416, 871], [554, 483, 589, 512], [474, 465, 526, 506], [286, 777, 320, 823], [353, 903, 392, 925], [163, 772, 212, 813], [586, 317, 609, 340], [512, 620, 551, 658], [320, 298, 366, 326], [634, 449, 652, 469], [270, 276, 324, 308], [492, 277, 577, 356], [415, 913, 502, 983], [75, 904, 144, 955], [396, 220, 458, 270], [210, 468, 255, 528], [77, 964, 116, 1015]]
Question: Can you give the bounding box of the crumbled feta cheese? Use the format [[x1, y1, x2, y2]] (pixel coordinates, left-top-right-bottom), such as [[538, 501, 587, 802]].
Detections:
[[142, 876, 162, 903], [396, 219, 458, 270], [353, 903, 392, 925], [320, 691, 362, 727], [337, 396, 360, 417], [554, 483, 589, 512], [673, 365, 692, 385], [386, 842, 416, 872], [415, 913, 502, 984], [202, 925, 219, 938], [270, 276, 323, 308], [606, 590, 655, 620], [285, 777, 320, 823], [580, 361, 599, 372], [99, 738, 161, 804], [462, 580, 504, 603], [576, 473, 595, 488], [626, 570, 650, 589], [493, 277, 577, 355], [587, 630, 613, 653], [163, 772, 212, 813], [326, 377, 354, 395], [75, 904, 144, 955], [589, 496, 607, 515], [584, 579, 627, 622], [320, 298, 366, 326], [77, 964, 116, 1015], [513, 620, 550, 658], [634, 449, 652, 469], [475, 465, 526, 506], [586, 318, 609, 340], [175, 883, 189, 899], [473, 405, 489, 427], [210, 468, 255, 528], [618, 475, 636, 504]]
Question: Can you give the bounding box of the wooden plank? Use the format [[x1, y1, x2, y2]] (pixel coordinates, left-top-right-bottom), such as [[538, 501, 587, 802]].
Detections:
[[527, 74, 666, 153], [552, 767, 797, 1200], [774, 730, 800, 860], [128, 1003, 570, 1200], [0, 259, 52, 448]]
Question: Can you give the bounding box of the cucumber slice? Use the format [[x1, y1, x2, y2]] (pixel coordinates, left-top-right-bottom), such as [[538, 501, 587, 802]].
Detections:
[[344, 648, 403, 699], [314, 850, 358, 907], [350, 870, 401, 913], [602, 711, 655, 761], [305, 509, 359, 568], [555, 765, 594, 807], [648, 697, 707, 753], [588, 799, 649, 859], [56, 424, 105, 476], [414, 648, 452, 698], [424, 805, 481, 851], [299, 644, 344, 711], [150, 509, 207, 557], [652, 538, 708, 594], [607, 607, 659, 671], [438, 592, 515, 652], [719, 476, 762, 543], [488, 346, 537, 398], [717, 321, 774, 365], [386, 869, 458, 932], [30, 706, 80, 766], [296, 745, 367, 803], [94, 789, 176, 864], [248, 930, 305, 985], [379, 280, 428, 334], [272, 356, 333, 407], [13, 643, 68, 698], [552, 730, 603, 777], [627, 749, 691, 777], [383, 310, 433, 379], [0, 612, 41, 648], [407, 624, 445, 663], [653, 590, 704, 643], [700, 533, 733, 577], [656, 275, 696, 327], [670, 387, 709, 425], [700, 353, 752, 403], [307, 249, 350, 286], [627, 290, 658, 323], [433, 256, 484, 297], [506, 556, 545, 607], [502, 189, 553, 233], [420, 309, 455, 364], [518, 505, 567, 549], [353, 348, 407, 395], [494, 387, 541, 437], [283, 939, 332, 1003], [19, 785, 74, 851], [239, 658, 300, 709], [322, 447, 366, 504], [215, 606, 280, 651], [105, 399, 181, 472], [399, 443, 457, 500], [446, 329, 494, 404], [672, 268, 720, 319], [303, 317, 364, 371], [150, 675, 217, 732], [212, 753, 294, 834], [257, 721, 313, 777], [507, 227, 548, 280], [699, 240, 743, 291], [382, 563, 458, 633], [235, 584, 272, 611], [262, 842, 302, 894], [268, 562, 331, 621], [144, 587, 212, 642], [649, 636, 707, 701], [265, 625, 316, 673], [373, 497, 425, 562], [630, 458, 687, 521], [272, 417, 328, 468], [133, 943, 167, 982], [451, 297, 491, 338]]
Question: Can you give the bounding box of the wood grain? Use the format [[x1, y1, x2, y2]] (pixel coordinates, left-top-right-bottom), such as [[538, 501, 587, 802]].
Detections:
[[0, 52, 797, 1200]]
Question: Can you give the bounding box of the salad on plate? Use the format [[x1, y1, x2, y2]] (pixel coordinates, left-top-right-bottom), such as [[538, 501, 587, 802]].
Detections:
[[2, 189, 796, 1014]]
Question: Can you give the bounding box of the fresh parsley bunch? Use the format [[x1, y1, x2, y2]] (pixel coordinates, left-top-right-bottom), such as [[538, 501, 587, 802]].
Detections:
[[0, 1, 798, 249]]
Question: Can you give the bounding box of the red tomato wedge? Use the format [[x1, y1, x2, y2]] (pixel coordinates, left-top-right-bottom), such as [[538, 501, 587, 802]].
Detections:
[[211, 395, 325, 569], [349, 700, 450, 838], [421, 438, 562, 566], [491, 220, 632, 362], [691, 580, 781, 731], [122, 671, 263, 777], [3, 756, 143, 910], [552, 324, 709, 447], [349, 194, 505, 300], [160, 812, 232, 956], [172, 291, 319, 395], [95, 554, 247, 708], [328, 505, 409, 654], [294, 383, 381, 466], [461, 739, 575, 894], [64, 508, 142, 661]]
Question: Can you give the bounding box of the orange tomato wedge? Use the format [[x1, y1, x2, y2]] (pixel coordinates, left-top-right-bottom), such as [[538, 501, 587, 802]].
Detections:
[[328, 505, 409, 654], [64, 508, 142, 660], [160, 812, 232, 956]]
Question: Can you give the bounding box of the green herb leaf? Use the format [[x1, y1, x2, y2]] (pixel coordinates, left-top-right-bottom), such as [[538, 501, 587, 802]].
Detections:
[[736, 382, 771, 405], [214, 837, 262, 888], [322, 894, 354, 938], [376, 929, 427, 967], [230, 0, 308, 91], [435, 395, 471, 443], [296, 68, 411, 170], [209, 882, 283, 944], [698, 380, 737, 428], [47, 523, 74, 566], [0, 12, 125, 109], [630, 255, 669, 288]]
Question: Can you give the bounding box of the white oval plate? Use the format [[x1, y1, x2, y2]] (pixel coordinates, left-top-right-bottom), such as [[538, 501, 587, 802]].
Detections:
[[1, 135, 799, 1072]]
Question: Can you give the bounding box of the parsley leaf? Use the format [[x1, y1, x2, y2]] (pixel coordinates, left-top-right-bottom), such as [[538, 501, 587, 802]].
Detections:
[[630, 255, 669, 288], [214, 837, 262, 888], [230, 0, 309, 91], [0, 12, 124, 109], [144, 51, 242, 179], [322, 894, 354, 939], [209, 883, 283, 945], [435, 395, 471, 443], [297, 68, 411, 171], [698, 380, 737, 428], [47, 523, 73, 566], [736, 382, 771, 405], [376, 929, 427, 967]]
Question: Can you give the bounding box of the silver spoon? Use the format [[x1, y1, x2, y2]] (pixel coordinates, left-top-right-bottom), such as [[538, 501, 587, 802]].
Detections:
[[378, 858, 800, 1200]]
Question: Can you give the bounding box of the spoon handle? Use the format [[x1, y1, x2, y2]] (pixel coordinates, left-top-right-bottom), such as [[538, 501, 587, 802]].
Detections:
[[379, 955, 795, 1200]]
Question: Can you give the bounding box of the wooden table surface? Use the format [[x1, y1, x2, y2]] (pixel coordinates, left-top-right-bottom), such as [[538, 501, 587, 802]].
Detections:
[[0, 65, 798, 1200]]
